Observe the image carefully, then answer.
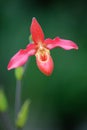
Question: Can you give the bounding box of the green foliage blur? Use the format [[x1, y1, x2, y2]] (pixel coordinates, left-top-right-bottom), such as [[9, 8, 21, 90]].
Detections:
[[0, 0, 87, 129], [16, 99, 30, 128]]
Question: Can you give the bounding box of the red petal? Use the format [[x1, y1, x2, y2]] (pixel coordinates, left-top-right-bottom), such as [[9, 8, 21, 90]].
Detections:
[[45, 37, 78, 50], [7, 44, 36, 70], [36, 52, 54, 76], [30, 17, 44, 44]]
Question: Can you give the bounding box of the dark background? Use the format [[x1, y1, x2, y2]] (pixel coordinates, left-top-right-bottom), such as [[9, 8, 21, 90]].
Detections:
[[0, 0, 87, 130]]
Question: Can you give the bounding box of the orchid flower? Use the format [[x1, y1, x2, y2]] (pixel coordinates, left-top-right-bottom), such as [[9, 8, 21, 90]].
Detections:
[[7, 18, 78, 76]]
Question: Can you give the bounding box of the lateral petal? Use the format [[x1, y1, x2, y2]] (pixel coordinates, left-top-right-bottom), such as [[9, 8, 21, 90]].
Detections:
[[30, 17, 44, 44], [45, 37, 78, 50], [7, 44, 36, 70]]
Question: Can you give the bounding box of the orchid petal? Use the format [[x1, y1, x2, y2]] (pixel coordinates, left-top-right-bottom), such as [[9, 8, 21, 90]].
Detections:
[[35, 52, 54, 76], [45, 37, 78, 50], [30, 18, 44, 44], [7, 44, 36, 70]]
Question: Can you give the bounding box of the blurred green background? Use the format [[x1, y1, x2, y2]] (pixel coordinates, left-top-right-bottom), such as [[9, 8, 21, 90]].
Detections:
[[0, 0, 87, 129]]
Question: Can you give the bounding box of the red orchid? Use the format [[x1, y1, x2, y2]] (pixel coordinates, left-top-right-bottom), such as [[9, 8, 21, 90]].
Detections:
[[7, 18, 78, 76]]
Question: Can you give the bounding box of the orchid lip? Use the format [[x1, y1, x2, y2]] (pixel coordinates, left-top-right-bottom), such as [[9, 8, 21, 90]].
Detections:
[[35, 49, 54, 76]]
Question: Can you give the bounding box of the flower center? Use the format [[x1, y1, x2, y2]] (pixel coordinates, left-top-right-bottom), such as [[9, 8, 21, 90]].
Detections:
[[35, 45, 50, 62], [39, 50, 48, 61]]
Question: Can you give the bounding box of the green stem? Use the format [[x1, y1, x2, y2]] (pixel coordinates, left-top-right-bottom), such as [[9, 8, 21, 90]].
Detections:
[[15, 79, 21, 120], [15, 63, 29, 129], [15, 57, 31, 130]]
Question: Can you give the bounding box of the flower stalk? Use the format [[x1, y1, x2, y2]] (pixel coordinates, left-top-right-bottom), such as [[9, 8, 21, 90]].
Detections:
[[15, 79, 21, 120]]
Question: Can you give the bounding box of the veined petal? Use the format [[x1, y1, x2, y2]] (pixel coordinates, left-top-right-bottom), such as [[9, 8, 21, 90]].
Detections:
[[7, 44, 36, 70], [30, 17, 44, 44], [35, 51, 54, 76], [45, 37, 78, 50]]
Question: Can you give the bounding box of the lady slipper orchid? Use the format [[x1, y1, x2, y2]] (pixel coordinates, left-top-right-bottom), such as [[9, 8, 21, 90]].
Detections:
[[7, 18, 78, 76]]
